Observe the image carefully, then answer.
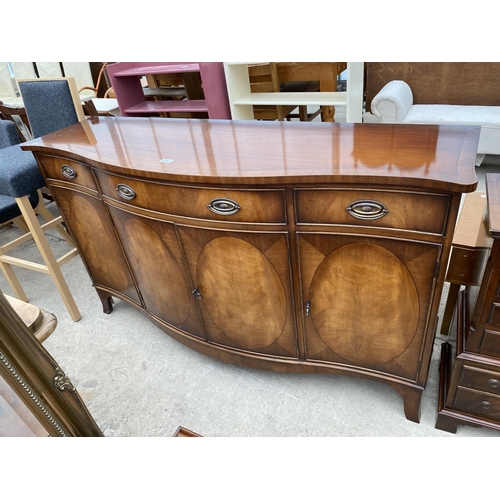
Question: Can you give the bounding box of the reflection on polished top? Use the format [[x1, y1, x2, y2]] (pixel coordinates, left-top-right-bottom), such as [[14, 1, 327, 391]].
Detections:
[[21, 117, 480, 191]]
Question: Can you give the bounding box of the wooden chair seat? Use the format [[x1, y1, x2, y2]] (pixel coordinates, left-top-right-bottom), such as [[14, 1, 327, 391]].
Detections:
[[5, 294, 57, 343]]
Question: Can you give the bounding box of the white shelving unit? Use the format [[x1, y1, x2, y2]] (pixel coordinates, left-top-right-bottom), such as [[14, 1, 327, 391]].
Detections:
[[223, 62, 364, 122]]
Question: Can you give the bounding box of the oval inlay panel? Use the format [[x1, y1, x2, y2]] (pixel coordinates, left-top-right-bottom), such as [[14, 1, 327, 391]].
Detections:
[[310, 242, 419, 365], [69, 196, 129, 291], [197, 237, 286, 349], [123, 219, 190, 325]]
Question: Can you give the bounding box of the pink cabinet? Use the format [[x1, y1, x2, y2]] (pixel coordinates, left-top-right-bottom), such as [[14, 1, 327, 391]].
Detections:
[[107, 62, 231, 119]]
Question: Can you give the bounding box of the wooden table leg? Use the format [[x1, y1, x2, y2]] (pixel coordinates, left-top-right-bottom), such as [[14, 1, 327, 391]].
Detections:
[[320, 64, 337, 122], [399, 386, 423, 424], [96, 289, 114, 314], [435, 342, 458, 433], [321, 106, 335, 122], [440, 283, 460, 336]]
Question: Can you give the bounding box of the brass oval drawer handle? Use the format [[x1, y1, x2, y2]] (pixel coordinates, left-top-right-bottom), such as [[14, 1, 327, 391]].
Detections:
[[61, 165, 77, 179], [116, 183, 136, 201], [207, 198, 241, 216], [481, 400, 492, 410], [488, 378, 500, 388], [346, 200, 388, 220]]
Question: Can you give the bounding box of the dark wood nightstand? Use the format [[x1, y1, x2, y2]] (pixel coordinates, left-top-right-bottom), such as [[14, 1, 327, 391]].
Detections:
[[440, 190, 490, 336], [437, 174, 500, 433]]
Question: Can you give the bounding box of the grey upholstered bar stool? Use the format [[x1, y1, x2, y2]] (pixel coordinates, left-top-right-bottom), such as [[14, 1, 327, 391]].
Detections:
[[0, 78, 84, 321]]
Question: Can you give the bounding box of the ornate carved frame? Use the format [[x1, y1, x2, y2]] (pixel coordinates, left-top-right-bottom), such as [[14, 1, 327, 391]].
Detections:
[[0, 291, 103, 437]]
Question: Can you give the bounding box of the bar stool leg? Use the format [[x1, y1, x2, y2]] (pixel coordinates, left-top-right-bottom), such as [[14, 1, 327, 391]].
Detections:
[[15, 195, 81, 322], [0, 251, 29, 302]]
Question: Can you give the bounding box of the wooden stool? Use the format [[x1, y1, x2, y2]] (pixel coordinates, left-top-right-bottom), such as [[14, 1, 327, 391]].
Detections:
[[5, 294, 57, 342]]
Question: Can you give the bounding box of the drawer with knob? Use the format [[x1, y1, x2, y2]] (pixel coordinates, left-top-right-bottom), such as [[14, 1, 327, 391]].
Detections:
[[36, 154, 98, 192], [453, 387, 500, 419], [460, 365, 500, 396], [294, 189, 450, 234], [94, 172, 286, 224]]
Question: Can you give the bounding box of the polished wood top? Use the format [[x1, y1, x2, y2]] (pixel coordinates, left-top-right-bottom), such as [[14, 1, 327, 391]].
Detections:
[[486, 174, 500, 237], [22, 117, 479, 192], [452, 191, 490, 248]]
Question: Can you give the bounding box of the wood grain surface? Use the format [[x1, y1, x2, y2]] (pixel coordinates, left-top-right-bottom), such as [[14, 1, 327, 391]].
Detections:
[[28, 117, 480, 423], [309, 242, 419, 365], [22, 117, 479, 192]]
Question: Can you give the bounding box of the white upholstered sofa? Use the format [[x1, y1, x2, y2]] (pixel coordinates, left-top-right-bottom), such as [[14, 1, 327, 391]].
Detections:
[[363, 80, 500, 165]]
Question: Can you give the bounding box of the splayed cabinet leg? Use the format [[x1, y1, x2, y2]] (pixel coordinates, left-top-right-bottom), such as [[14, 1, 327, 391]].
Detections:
[[96, 289, 114, 314]]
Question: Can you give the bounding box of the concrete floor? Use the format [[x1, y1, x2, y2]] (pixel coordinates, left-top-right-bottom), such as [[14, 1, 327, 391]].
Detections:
[[2, 142, 500, 438]]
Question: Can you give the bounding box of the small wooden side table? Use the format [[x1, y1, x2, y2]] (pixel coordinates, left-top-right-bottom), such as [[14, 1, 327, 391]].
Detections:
[[440, 191, 490, 336], [436, 174, 500, 433]]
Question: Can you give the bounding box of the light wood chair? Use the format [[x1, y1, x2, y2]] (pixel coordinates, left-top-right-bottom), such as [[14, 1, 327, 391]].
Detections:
[[248, 62, 321, 121], [0, 77, 85, 321], [0, 101, 32, 142]]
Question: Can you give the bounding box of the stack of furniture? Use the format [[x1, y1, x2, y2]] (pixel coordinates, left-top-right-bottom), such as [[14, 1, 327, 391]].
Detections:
[[247, 62, 322, 121], [437, 174, 500, 433], [224, 62, 362, 122], [106, 62, 231, 119]]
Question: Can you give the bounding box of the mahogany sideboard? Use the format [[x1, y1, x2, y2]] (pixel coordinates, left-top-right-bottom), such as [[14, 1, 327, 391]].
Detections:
[[21, 117, 480, 423]]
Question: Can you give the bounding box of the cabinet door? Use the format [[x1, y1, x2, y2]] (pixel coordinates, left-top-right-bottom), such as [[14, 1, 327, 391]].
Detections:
[[106, 207, 206, 339], [299, 233, 441, 380], [51, 187, 141, 304], [177, 226, 298, 359]]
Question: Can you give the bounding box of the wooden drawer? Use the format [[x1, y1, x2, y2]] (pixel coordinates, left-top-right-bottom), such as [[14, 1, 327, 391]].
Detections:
[[294, 189, 450, 234], [487, 304, 500, 329], [477, 328, 500, 355], [446, 246, 489, 285], [36, 154, 97, 191], [94, 172, 286, 224], [460, 365, 500, 396], [453, 387, 500, 419]]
